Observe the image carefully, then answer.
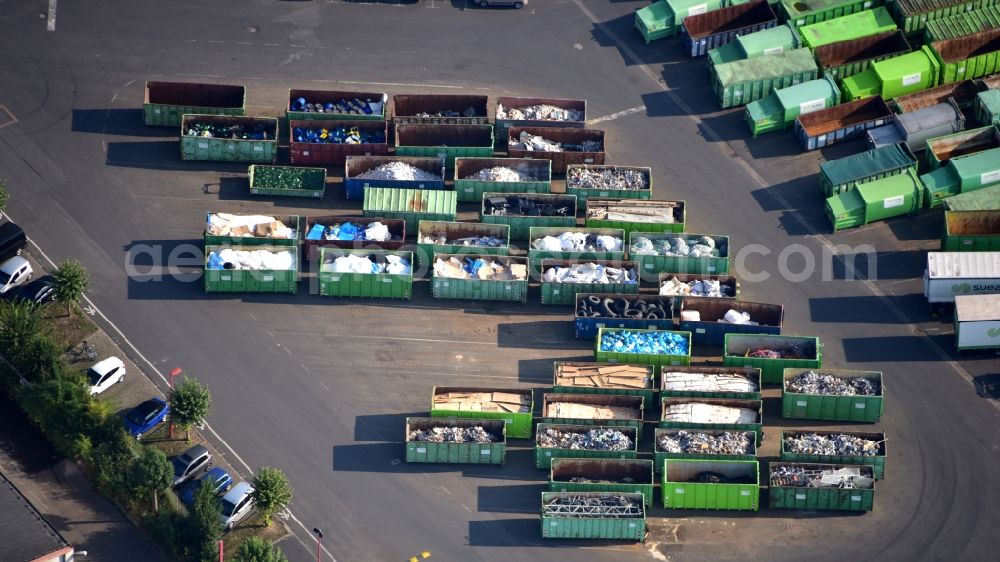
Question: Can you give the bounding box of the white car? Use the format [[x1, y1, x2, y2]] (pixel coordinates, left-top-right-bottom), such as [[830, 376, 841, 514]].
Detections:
[[87, 357, 125, 395], [0, 256, 33, 295], [220, 482, 255, 530]]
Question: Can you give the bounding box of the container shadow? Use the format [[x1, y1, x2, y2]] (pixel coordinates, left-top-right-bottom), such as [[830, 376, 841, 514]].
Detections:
[[698, 110, 751, 143], [590, 13, 685, 67], [215, 176, 340, 209], [743, 128, 805, 159], [640, 91, 688, 119], [657, 65, 720, 117], [106, 140, 252, 173], [464, 448, 547, 480], [809, 295, 914, 324], [355, 412, 422, 442], [842, 335, 961, 362], [498, 321, 586, 350], [331, 442, 452, 473], [468, 518, 646, 547], [478, 483, 547, 514], [124, 239, 206, 301], [828, 249, 926, 281], [71, 109, 177, 137], [748, 178, 824, 237], [885, 208, 944, 243], [652, 499, 865, 519]]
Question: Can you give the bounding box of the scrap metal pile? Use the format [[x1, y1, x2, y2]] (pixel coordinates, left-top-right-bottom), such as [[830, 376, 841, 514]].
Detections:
[[542, 263, 638, 284], [292, 126, 385, 144], [586, 202, 676, 224], [662, 403, 758, 424], [661, 372, 758, 394], [433, 257, 527, 280], [657, 430, 754, 455], [407, 425, 497, 443], [462, 166, 536, 182], [537, 427, 633, 451], [290, 95, 386, 115], [207, 214, 296, 239], [563, 476, 637, 484], [542, 494, 642, 518], [413, 107, 481, 118], [354, 161, 442, 182], [783, 433, 881, 457], [575, 296, 670, 319], [319, 253, 411, 275], [598, 330, 689, 356], [305, 221, 393, 242], [745, 341, 816, 360], [786, 370, 879, 396], [509, 131, 602, 152], [771, 466, 874, 489], [419, 233, 505, 247], [206, 248, 296, 271], [567, 167, 648, 191], [496, 103, 584, 122], [484, 195, 573, 217], [185, 121, 271, 139], [631, 235, 724, 258], [532, 231, 623, 252], [659, 277, 734, 298]]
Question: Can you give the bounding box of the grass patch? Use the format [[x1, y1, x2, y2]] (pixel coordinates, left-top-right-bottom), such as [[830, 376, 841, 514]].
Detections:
[[45, 304, 99, 353], [143, 422, 195, 458], [224, 514, 292, 561]]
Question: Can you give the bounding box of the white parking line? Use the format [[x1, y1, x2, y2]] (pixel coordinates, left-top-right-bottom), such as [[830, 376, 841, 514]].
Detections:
[[47, 0, 57, 31]]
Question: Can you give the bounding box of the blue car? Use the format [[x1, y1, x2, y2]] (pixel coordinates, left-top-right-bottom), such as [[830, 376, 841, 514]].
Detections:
[[123, 397, 169, 439], [180, 467, 233, 507]]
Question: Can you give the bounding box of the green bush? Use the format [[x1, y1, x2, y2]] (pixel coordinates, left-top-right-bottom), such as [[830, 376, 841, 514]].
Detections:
[[233, 536, 289, 562]]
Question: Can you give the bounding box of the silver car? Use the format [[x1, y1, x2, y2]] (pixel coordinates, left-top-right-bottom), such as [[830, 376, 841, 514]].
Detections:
[[220, 482, 255, 530]]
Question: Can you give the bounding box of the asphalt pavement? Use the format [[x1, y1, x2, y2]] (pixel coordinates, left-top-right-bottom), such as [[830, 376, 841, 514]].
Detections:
[[1, 1, 999, 561]]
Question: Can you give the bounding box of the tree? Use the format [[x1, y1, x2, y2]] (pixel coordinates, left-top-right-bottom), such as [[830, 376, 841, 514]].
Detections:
[[130, 447, 173, 514], [251, 467, 292, 526], [171, 377, 211, 441], [0, 300, 50, 374], [233, 537, 288, 562], [0, 178, 8, 213], [52, 260, 89, 316], [189, 478, 222, 562]]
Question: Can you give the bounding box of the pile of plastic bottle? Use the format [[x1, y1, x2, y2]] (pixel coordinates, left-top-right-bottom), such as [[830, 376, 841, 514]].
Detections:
[[185, 122, 271, 140], [599, 330, 689, 356], [290, 95, 386, 116], [292, 126, 386, 144]]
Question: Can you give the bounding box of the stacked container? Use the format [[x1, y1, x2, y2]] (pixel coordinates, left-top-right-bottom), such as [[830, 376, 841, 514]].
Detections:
[[494, 97, 586, 143], [780, 430, 887, 479], [144, 81, 245, 126], [404, 418, 506, 464], [891, 0, 990, 36], [317, 248, 413, 300], [930, 28, 1000, 83], [288, 120, 388, 166], [825, 168, 924, 230], [549, 459, 655, 507], [585, 199, 685, 237], [841, 46, 941, 101], [865, 99, 965, 152], [924, 5, 1000, 42], [286, 89, 387, 121], [539, 259, 640, 305], [814, 31, 911, 80], [678, 300, 784, 346], [343, 156, 445, 201], [395, 124, 494, 168], [794, 96, 894, 150], [535, 424, 639, 469], [722, 334, 822, 384], [248, 166, 326, 199], [431, 254, 529, 303], [635, 0, 727, 42], [796, 8, 898, 48], [745, 76, 841, 136], [712, 48, 819, 108], [924, 125, 1000, 170], [180, 115, 278, 163], [392, 94, 488, 125], [507, 127, 607, 173], [921, 147, 1000, 206], [363, 188, 457, 236], [682, 1, 779, 57], [781, 368, 884, 421], [974, 89, 1000, 125], [943, 210, 1000, 250], [453, 158, 552, 202], [819, 143, 918, 196], [566, 165, 652, 210], [661, 459, 760, 510], [481, 193, 577, 240], [708, 24, 801, 65], [416, 221, 510, 267], [779, 0, 884, 27]]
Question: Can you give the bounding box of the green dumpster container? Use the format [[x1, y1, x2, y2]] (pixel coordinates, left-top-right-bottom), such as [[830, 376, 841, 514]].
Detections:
[[454, 158, 552, 202], [782, 368, 884, 422], [416, 221, 510, 268], [943, 184, 1000, 210], [819, 143, 918, 197], [535, 424, 639, 469], [204, 213, 299, 247], [203, 244, 298, 294], [566, 165, 652, 210], [495, 96, 587, 143], [630, 232, 731, 275], [815, 31, 912, 80], [430, 253, 529, 303], [431, 386, 534, 438], [660, 397, 764, 444], [585, 199, 686, 237], [363, 188, 457, 236], [798, 8, 897, 48], [541, 492, 646, 540], [636, 0, 726, 42], [746, 76, 841, 135], [553, 362, 656, 404], [712, 48, 820, 108], [286, 88, 387, 122], [180, 115, 278, 163], [596, 328, 693, 369], [654, 429, 757, 474], [780, 430, 886, 479], [404, 417, 506, 464], [892, 0, 991, 36], [843, 46, 941, 101], [541, 393, 645, 437], [943, 210, 1000, 250], [539, 259, 640, 306], [394, 124, 494, 168], [709, 24, 801, 65], [722, 334, 823, 385], [936, 146, 1000, 198], [924, 125, 1000, 170], [317, 248, 413, 299], [661, 459, 760, 511], [660, 366, 762, 400], [974, 89, 1000, 125], [780, 0, 884, 27], [144, 81, 245, 127], [921, 165, 962, 207], [658, 272, 742, 303], [248, 165, 326, 199], [529, 227, 626, 274], [931, 28, 1000, 84], [924, 5, 1000, 42], [769, 462, 875, 511], [549, 459, 655, 507], [481, 193, 578, 241], [825, 168, 924, 231]]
